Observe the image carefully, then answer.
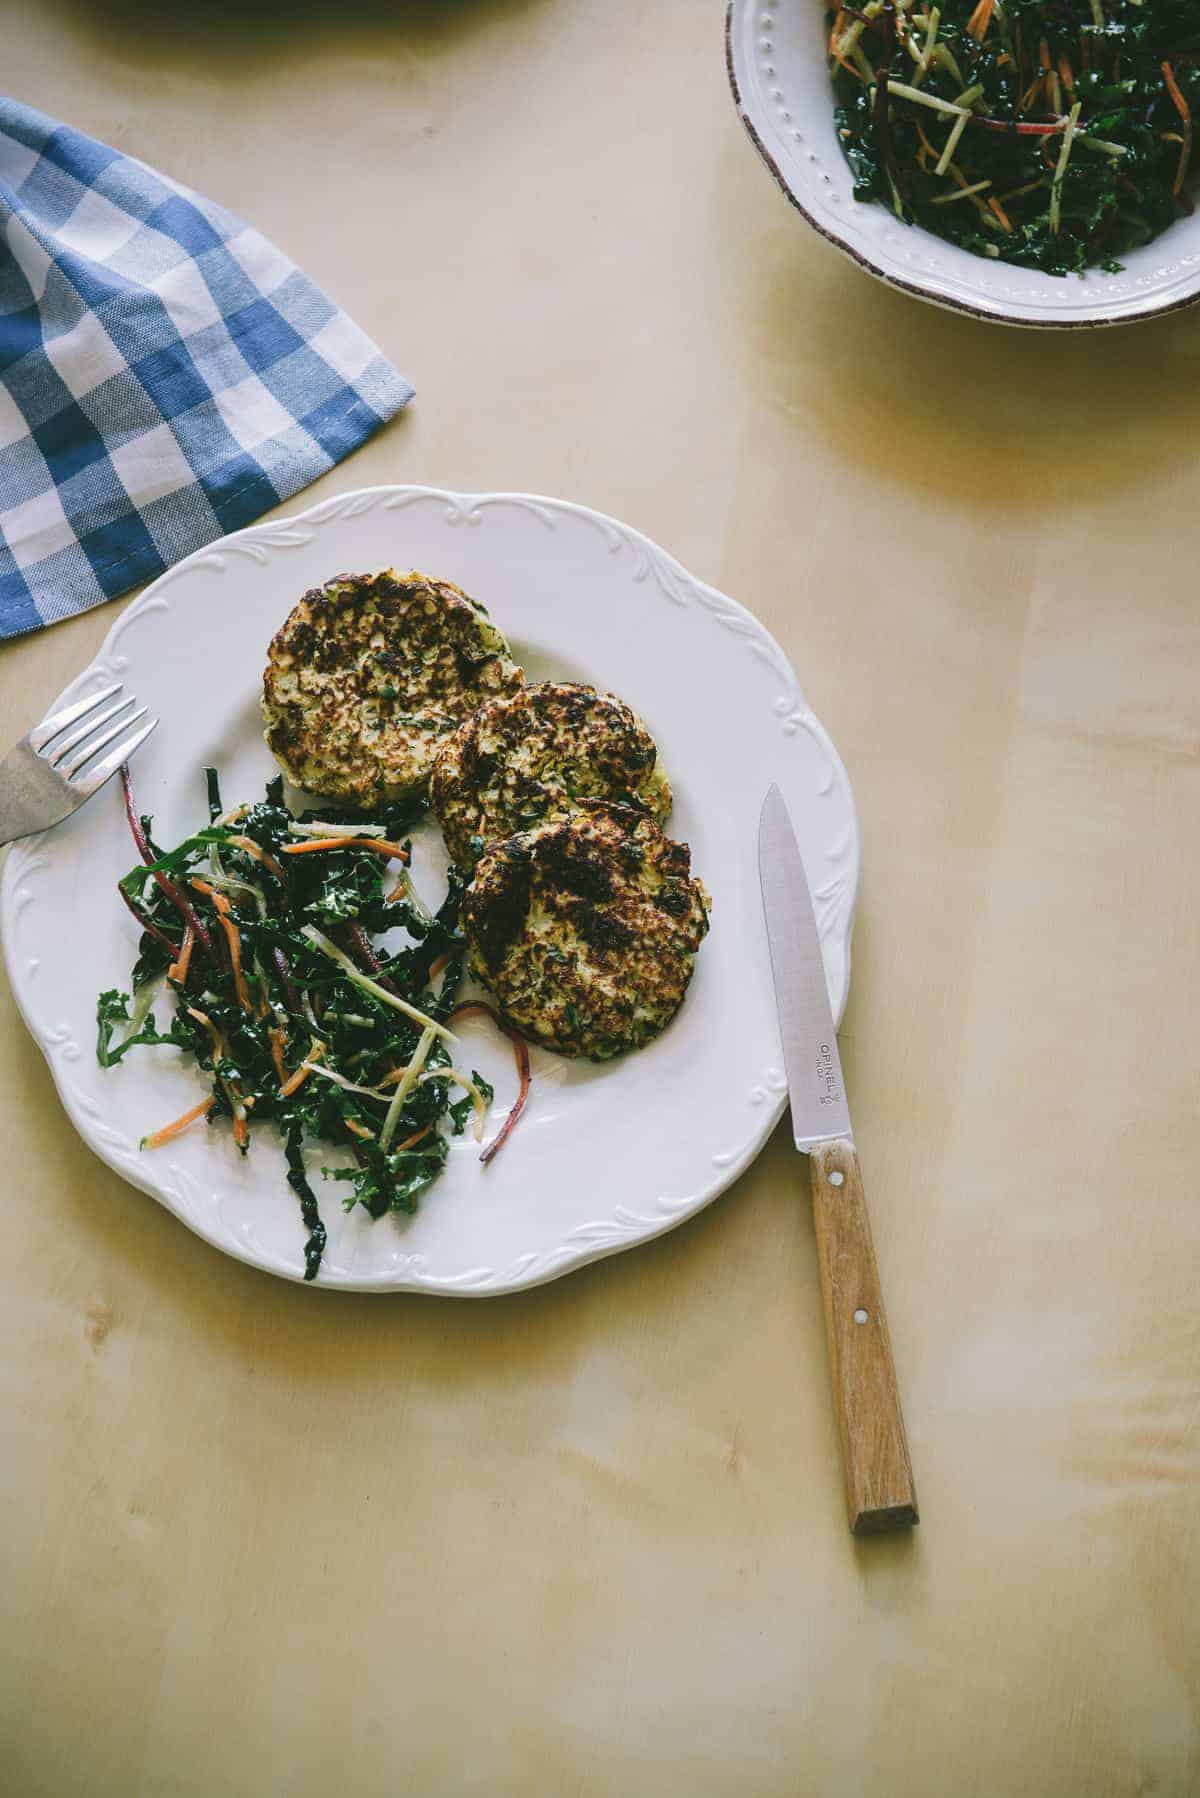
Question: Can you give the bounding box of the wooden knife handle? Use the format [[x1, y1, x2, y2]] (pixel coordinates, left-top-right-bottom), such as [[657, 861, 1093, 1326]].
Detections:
[[809, 1138, 918, 1535]]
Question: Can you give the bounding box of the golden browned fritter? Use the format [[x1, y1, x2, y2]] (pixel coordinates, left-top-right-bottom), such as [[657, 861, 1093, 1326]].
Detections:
[[431, 681, 672, 868], [461, 801, 710, 1060], [262, 569, 523, 805]]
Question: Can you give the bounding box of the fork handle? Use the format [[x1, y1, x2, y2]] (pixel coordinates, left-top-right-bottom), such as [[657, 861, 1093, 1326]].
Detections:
[[809, 1138, 918, 1535], [0, 739, 79, 847]]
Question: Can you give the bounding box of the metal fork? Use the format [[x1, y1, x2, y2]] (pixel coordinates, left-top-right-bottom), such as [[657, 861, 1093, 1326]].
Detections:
[[0, 683, 158, 847]]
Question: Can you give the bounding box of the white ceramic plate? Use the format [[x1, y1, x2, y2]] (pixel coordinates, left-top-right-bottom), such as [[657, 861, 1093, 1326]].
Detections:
[[1, 485, 859, 1295], [727, 0, 1200, 328]]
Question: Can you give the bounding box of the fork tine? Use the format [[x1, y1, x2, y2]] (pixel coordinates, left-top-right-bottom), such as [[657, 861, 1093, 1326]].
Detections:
[[71, 716, 159, 798], [44, 693, 136, 766], [60, 706, 149, 780], [28, 682, 123, 753]]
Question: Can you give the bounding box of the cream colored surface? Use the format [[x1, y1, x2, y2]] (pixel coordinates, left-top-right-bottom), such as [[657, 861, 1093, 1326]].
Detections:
[[2, 2, 1198, 1793]]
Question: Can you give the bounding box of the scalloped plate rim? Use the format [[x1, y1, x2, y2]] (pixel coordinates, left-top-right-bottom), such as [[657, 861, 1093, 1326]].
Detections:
[[1, 483, 859, 1296], [726, 0, 1200, 329]]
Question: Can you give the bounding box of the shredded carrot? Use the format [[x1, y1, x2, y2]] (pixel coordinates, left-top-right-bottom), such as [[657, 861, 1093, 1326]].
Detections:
[[185, 1003, 248, 1146], [281, 837, 411, 862], [167, 923, 195, 986], [1163, 62, 1193, 197], [268, 1026, 289, 1087], [943, 156, 1003, 227], [121, 764, 216, 964], [189, 880, 251, 1011], [377, 1053, 428, 1091], [227, 835, 288, 884], [393, 1123, 434, 1153], [987, 194, 1014, 231], [827, 6, 868, 82], [280, 1040, 325, 1098], [427, 952, 452, 982], [142, 1097, 215, 1149], [831, 44, 867, 84], [186, 1005, 229, 1063], [342, 1117, 375, 1141], [967, 0, 994, 43], [216, 910, 251, 1011], [1058, 56, 1075, 99]]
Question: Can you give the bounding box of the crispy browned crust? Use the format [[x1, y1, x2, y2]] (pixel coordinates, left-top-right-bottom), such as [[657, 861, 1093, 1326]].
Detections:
[[262, 568, 523, 804], [431, 681, 672, 867], [461, 800, 710, 1060]]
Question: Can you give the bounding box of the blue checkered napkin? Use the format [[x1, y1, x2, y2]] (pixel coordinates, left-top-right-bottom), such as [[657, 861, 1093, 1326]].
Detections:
[[0, 98, 413, 639]]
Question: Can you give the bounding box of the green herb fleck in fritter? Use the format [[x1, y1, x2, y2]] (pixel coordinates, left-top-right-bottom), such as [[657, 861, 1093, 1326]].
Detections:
[[262, 568, 523, 805], [461, 801, 710, 1061], [432, 681, 672, 868]]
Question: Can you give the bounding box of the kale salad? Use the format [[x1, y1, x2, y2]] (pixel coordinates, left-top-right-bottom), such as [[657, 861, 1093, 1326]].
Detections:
[[98, 766, 528, 1280], [827, 1, 1200, 274]]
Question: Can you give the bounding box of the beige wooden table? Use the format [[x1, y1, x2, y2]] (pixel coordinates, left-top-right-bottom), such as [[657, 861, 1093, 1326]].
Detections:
[[3, 3, 1199, 1793]]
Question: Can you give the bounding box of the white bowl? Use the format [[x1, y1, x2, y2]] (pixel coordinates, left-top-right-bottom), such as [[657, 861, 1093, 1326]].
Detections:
[[726, 0, 1200, 329]]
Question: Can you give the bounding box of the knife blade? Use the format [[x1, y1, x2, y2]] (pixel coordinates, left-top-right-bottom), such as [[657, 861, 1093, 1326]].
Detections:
[[758, 784, 918, 1536], [758, 783, 852, 1150]]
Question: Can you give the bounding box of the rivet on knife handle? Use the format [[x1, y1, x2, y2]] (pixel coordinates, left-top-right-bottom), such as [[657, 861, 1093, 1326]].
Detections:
[[809, 1138, 917, 1535]]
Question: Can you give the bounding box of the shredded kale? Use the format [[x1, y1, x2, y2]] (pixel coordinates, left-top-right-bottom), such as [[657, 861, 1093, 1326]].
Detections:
[[323, 1142, 450, 1217], [450, 1072, 494, 1136], [284, 1123, 327, 1282], [97, 772, 481, 1279], [828, 0, 1200, 273], [96, 989, 192, 1067]]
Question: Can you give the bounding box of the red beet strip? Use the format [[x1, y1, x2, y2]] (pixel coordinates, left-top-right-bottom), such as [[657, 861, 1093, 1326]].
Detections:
[[969, 114, 1068, 135], [273, 947, 302, 1017], [342, 921, 404, 998], [450, 1001, 531, 1166], [120, 765, 216, 962], [118, 885, 179, 960]]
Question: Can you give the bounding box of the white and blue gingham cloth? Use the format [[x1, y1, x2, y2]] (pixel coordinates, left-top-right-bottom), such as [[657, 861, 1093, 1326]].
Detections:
[[0, 99, 412, 639]]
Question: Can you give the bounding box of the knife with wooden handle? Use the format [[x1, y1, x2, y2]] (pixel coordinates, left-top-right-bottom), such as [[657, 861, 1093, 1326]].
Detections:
[[758, 784, 918, 1536]]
